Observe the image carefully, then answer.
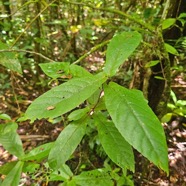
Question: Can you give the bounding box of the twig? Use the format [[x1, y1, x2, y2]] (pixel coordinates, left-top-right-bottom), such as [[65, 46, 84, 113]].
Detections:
[[62, 1, 156, 34], [73, 40, 109, 65], [0, 49, 56, 62], [10, 0, 57, 48], [20, 135, 50, 141]]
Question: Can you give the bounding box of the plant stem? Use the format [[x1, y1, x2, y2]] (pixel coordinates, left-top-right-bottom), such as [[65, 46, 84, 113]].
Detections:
[[73, 40, 109, 65], [0, 49, 55, 62]]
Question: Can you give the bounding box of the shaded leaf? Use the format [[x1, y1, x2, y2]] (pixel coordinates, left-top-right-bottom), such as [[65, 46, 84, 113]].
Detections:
[[49, 164, 73, 181], [0, 161, 18, 175], [68, 108, 90, 121], [0, 41, 22, 74], [21, 142, 54, 161], [104, 82, 169, 174], [87, 88, 102, 105], [0, 123, 24, 158], [95, 113, 134, 171], [22, 162, 40, 174], [1, 161, 24, 186], [73, 169, 114, 186], [49, 121, 87, 169]]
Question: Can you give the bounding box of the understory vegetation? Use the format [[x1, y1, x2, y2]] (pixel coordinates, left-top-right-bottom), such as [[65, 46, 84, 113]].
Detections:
[[0, 0, 186, 185]]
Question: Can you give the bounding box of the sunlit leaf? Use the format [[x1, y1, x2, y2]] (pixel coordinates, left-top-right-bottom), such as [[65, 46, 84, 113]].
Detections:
[[104, 31, 142, 76], [145, 60, 160, 68], [162, 18, 176, 30], [39, 62, 70, 79], [69, 64, 93, 78], [164, 43, 179, 55], [0, 113, 11, 120], [25, 72, 107, 122], [161, 113, 173, 123], [104, 82, 169, 174]]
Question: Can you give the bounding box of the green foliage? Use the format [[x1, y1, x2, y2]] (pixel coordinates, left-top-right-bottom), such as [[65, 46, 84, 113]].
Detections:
[[95, 113, 134, 171], [49, 121, 87, 169], [0, 31, 169, 184], [164, 43, 179, 55], [21, 142, 54, 161], [104, 31, 142, 77], [0, 161, 24, 186], [162, 18, 176, 30], [39, 62, 70, 79], [25, 72, 107, 122], [0, 122, 24, 158], [104, 82, 168, 173], [162, 90, 186, 122], [71, 169, 114, 186], [0, 41, 22, 74]]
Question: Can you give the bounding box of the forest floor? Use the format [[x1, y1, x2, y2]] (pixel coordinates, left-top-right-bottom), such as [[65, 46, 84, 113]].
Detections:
[[0, 67, 186, 186]]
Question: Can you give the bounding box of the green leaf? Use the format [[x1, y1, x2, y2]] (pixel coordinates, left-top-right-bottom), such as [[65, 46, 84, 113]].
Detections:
[[170, 90, 177, 104], [0, 161, 18, 175], [104, 82, 169, 174], [69, 64, 93, 78], [164, 43, 179, 55], [21, 142, 54, 161], [73, 169, 114, 186], [22, 162, 40, 174], [39, 62, 92, 79], [49, 164, 73, 181], [176, 100, 186, 107], [145, 60, 160, 68], [49, 121, 87, 169], [104, 31, 142, 76], [178, 13, 186, 19], [0, 113, 11, 120], [154, 76, 165, 80], [95, 113, 134, 172], [162, 18, 176, 30], [39, 62, 70, 79], [87, 88, 102, 105], [25, 72, 107, 122], [161, 113, 173, 123], [1, 161, 24, 186], [0, 41, 22, 74], [68, 108, 90, 121], [0, 123, 24, 158]]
